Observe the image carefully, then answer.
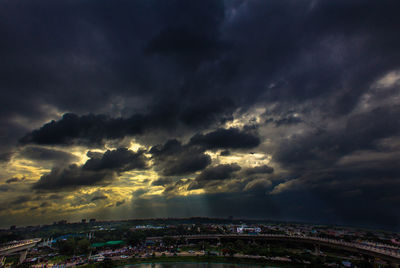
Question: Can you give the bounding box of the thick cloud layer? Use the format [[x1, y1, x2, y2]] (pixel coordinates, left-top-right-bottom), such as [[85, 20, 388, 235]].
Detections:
[[150, 139, 211, 176], [189, 128, 260, 149], [84, 148, 148, 172], [33, 148, 148, 190], [188, 164, 241, 190], [19, 146, 79, 166], [0, 0, 400, 230]]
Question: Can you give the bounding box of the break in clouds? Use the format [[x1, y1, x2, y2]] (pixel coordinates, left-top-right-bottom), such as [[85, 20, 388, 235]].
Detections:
[[0, 0, 400, 230]]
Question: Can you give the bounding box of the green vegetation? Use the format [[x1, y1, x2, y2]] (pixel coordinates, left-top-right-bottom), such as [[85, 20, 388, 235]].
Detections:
[[57, 237, 91, 255], [48, 255, 70, 263]]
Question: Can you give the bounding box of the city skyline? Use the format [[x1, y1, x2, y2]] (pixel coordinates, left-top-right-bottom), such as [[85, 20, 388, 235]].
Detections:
[[0, 0, 399, 230]]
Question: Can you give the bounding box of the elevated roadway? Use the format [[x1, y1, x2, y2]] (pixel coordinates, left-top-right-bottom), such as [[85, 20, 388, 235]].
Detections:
[[0, 238, 41, 256], [147, 234, 400, 264]]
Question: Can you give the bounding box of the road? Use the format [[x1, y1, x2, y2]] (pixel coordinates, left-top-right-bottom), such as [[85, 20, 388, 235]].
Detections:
[[0, 238, 41, 256], [146, 234, 400, 264]]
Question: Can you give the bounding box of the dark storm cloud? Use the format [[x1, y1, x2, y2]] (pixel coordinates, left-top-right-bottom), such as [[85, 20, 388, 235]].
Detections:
[[116, 199, 125, 207], [270, 105, 400, 228], [91, 195, 108, 201], [265, 115, 303, 127], [19, 146, 79, 165], [219, 1, 400, 113], [220, 150, 230, 156], [11, 196, 32, 205], [6, 177, 23, 184], [20, 98, 235, 147], [0, 152, 13, 162], [48, 194, 63, 200], [0, 185, 11, 192], [196, 164, 241, 181], [189, 128, 260, 149], [188, 163, 241, 190], [84, 148, 148, 172], [2, 0, 232, 150], [33, 165, 114, 191], [1, 0, 400, 229], [145, 0, 225, 68], [132, 188, 149, 198], [275, 105, 400, 170], [33, 147, 148, 190], [178, 98, 235, 128], [271, 168, 400, 230], [151, 177, 174, 187], [150, 139, 211, 176], [162, 179, 191, 196], [1, 0, 399, 128], [19, 113, 146, 147], [244, 165, 274, 175], [243, 178, 272, 192]]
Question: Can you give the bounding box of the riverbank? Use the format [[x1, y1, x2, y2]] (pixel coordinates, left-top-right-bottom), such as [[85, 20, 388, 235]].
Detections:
[[81, 255, 312, 267]]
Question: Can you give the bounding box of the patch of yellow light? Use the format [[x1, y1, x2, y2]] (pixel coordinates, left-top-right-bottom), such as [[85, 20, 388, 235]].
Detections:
[[106, 186, 136, 197], [225, 107, 266, 129], [6, 157, 50, 181], [203, 150, 219, 161], [185, 188, 205, 196], [128, 140, 144, 151], [62, 202, 97, 214], [206, 150, 271, 168], [375, 69, 400, 89], [69, 146, 106, 165], [148, 189, 165, 196], [124, 169, 157, 180], [120, 170, 157, 192]]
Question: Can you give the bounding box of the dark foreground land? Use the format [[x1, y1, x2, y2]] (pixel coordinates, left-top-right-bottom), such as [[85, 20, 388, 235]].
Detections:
[[1, 218, 399, 267]]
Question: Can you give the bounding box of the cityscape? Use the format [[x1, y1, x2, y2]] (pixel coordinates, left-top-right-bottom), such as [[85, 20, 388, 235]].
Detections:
[[1, 218, 400, 267], [1, 0, 400, 267]]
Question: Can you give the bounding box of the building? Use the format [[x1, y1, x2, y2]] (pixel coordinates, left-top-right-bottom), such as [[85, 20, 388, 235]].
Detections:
[[236, 226, 261, 234]]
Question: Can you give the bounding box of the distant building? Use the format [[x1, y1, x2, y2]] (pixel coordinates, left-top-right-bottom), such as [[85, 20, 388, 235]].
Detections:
[[89, 218, 96, 223], [10, 225, 16, 230], [342, 261, 351, 267], [82, 219, 86, 223], [236, 226, 261, 234], [130, 225, 164, 231], [57, 220, 67, 225]]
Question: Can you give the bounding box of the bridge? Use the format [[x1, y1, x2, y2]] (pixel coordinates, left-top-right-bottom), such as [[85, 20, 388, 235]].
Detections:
[[0, 238, 41, 265], [147, 234, 400, 265]]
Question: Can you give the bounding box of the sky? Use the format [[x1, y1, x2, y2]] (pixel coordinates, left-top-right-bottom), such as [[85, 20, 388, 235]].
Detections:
[[0, 0, 400, 230]]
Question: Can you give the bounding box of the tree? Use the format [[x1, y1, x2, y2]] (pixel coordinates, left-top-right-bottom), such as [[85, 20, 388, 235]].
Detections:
[[127, 231, 146, 246], [226, 242, 236, 257], [178, 236, 187, 245], [235, 239, 245, 250], [101, 258, 113, 268], [77, 238, 90, 254], [162, 236, 176, 247], [57, 238, 76, 255]]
